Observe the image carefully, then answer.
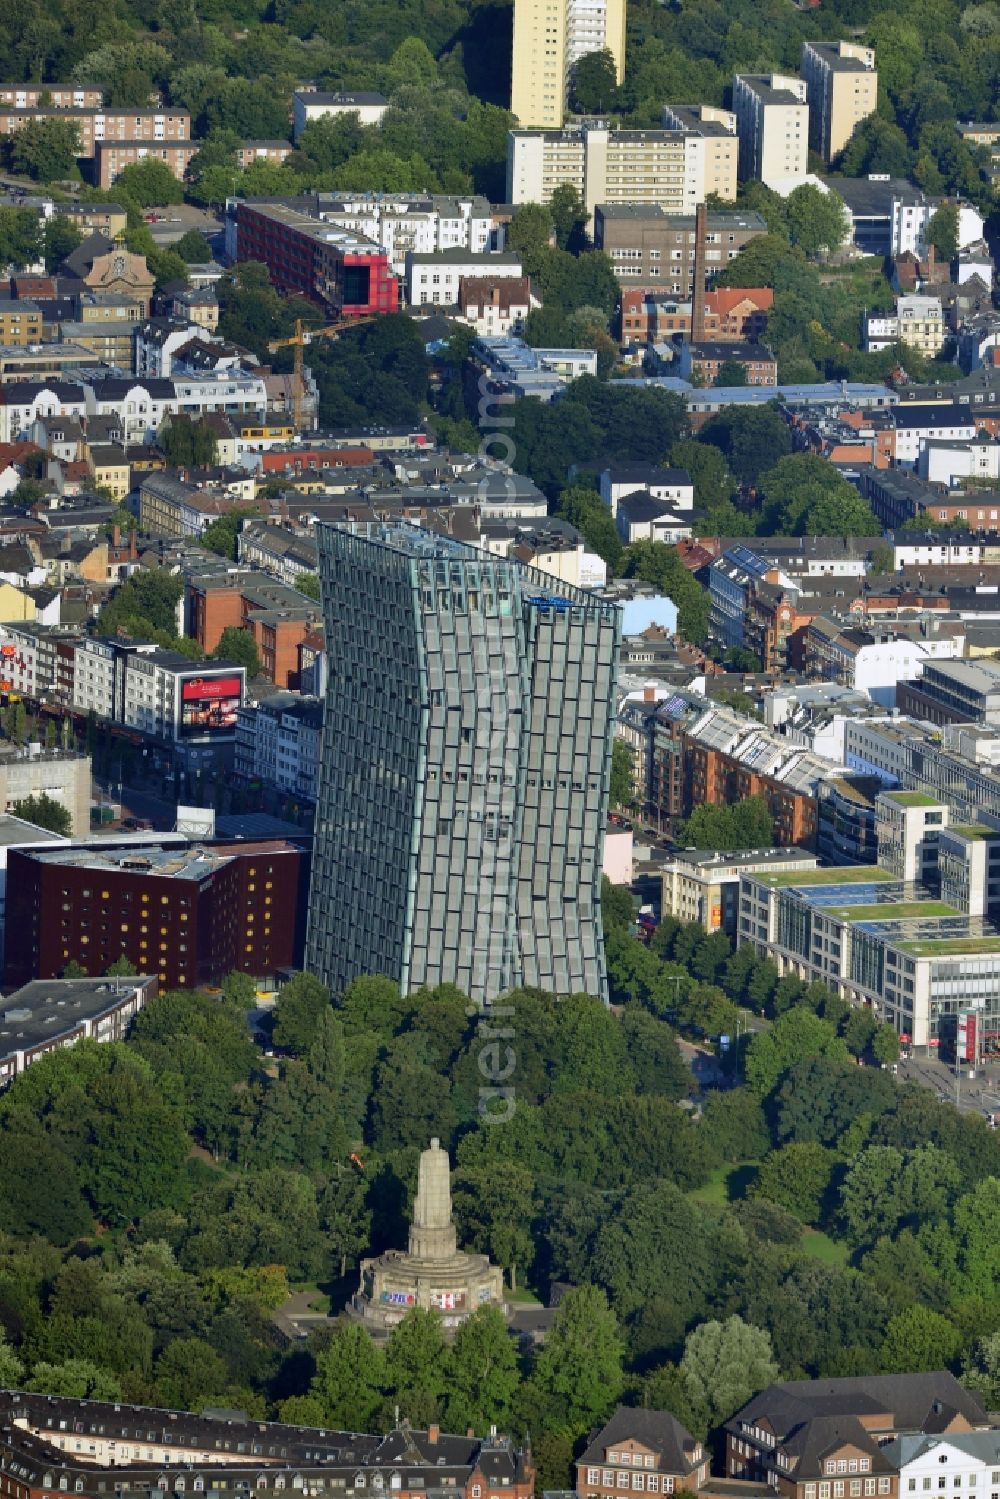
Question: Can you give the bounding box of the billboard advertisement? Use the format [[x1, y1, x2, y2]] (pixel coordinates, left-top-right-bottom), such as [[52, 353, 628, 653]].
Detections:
[[179, 674, 243, 737]]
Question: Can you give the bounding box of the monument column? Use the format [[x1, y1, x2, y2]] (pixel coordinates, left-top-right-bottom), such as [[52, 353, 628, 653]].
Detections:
[[408, 1137, 458, 1260]]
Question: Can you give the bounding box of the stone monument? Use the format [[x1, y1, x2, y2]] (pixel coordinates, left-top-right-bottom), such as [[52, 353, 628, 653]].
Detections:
[[349, 1137, 506, 1335]]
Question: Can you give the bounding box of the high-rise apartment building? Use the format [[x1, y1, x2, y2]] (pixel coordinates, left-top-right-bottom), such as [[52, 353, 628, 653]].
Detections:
[[306, 523, 620, 1006], [732, 73, 808, 188], [507, 120, 737, 221], [510, 0, 627, 128], [799, 41, 877, 162]]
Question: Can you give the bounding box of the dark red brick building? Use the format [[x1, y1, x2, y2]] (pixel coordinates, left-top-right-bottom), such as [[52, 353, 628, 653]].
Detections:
[[235, 200, 398, 317], [4, 839, 309, 990]]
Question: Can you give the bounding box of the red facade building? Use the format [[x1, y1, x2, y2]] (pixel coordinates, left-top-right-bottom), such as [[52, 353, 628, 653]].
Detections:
[[236, 200, 398, 317], [4, 839, 309, 990]]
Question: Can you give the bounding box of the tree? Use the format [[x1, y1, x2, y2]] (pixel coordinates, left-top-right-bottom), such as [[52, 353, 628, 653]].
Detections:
[[680, 1316, 778, 1430], [880, 1305, 960, 1373], [751, 1142, 835, 1222], [160, 415, 219, 468], [0, 207, 42, 271], [6, 118, 80, 181], [570, 49, 618, 112], [12, 793, 72, 836], [699, 406, 791, 485], [296, 573, 322, 603], [785, 185, 849, 257], [212, 626, 261, 678], [42, 213, 82, 273], [106, 956, 138, 977], [28, 1360, 121, 1400], [383, 1309, 449, 1426], [621, 541, 710, 645], [925, 203, 959, 263], [872, 1025, 901, 1065], [526, 1284, 624, 1433], [507, 204, 554, 274], [445, 1305, 521, 1433], [869, 542, 895, 576], [610, 739, 636, 810], [154, 1336, 229, 1407], [310, 1322, 386, 1431], [0, 1330, 23, 1388], [200, 507, 260, 561], [678, 797, 774, 851], [271, 972, 331, 1055], [549, 184, 588, 251], [555, 485, 622, 571], [114, 158, 186, 208], [962, 1331, 1000, 1409], [744, 1009, 848, 1096], [715, 359, 748, 387], [175, 229, 213, 263]]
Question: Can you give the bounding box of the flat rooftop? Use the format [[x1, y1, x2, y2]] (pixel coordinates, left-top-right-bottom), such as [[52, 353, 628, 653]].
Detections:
[[0, 977, 154, 1059], [23, 840, 296, 881], [0, 813, 66, 848], [948, 824, 1000, 841]]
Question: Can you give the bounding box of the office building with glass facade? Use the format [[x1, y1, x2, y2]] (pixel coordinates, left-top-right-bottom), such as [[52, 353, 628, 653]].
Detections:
[[305, 523, 620, 1006], [738, 864, 1000, 1052]]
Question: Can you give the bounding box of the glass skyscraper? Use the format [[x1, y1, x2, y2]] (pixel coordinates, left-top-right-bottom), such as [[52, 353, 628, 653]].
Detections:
[[305, 522, 621, 1006]]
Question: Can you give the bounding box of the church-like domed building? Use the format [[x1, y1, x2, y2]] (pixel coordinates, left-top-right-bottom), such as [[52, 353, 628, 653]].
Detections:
[[350, 1137, 505, 1336]]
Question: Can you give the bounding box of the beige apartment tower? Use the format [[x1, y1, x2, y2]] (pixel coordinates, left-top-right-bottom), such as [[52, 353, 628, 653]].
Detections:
[[507, 119, 737, 221], [799, 40, 877, 161], [732, 72, 808, 188], [510, 0, 627, 128]]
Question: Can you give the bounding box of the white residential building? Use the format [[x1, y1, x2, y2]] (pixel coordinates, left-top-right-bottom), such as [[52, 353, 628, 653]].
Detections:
[[917, 437, 1000, 488], [0, 382, 89, 445], [885, 1435, 1000, 1498], [864, 295, 945, 355], [292, 91, 388, 139], [732, 73, 809, 188], [599, 463, 694, 517], [312, 193, 493, 277], [234, 693, 324, 800], [891, 195, 985, 257], [404, 250, 523, 308]]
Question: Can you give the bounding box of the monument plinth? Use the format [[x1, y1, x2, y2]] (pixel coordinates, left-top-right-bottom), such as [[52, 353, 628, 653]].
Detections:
[[349, 1137, 506, 1336]]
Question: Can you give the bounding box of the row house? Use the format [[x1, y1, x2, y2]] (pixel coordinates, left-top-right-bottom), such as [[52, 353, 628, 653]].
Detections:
[[234, 692, 324, 801], [0, 106, 190, 156], [682, 704, 826, 848], [0, 1391, 533, 1499], [0, 84, 104, 108]]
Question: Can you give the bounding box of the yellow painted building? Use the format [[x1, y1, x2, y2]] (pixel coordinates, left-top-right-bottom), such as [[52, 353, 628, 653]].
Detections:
[[0, 581, 39, 623], [510, 0, 627, 128]]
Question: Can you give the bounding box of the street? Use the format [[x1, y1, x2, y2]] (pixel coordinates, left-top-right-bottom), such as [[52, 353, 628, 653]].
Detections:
[[896, 1052, 1000, 1118]]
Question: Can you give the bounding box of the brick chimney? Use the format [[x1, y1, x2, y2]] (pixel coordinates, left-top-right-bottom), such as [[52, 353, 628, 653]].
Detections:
[[691, 201, 708, 344], [428, 1425, 439, 1445]]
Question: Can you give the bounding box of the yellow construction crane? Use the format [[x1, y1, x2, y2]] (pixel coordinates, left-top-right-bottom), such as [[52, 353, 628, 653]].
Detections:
[[268, 316, 376, 430]]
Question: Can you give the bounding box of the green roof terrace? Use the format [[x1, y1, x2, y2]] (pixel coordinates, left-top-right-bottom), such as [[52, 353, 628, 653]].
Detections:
[[893, 936, 1000, 957], [825, 900, 960, 922], [880, 790, 942, 808], [758, 865, 896, 888], [948, 824, 1000, 841]]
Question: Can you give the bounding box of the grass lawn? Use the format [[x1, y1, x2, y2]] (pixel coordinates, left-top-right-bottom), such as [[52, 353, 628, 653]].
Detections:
[[690, 1163, 755, 1205], [506, 1285, 542, 1305], [800, 1228, 849, 1265]]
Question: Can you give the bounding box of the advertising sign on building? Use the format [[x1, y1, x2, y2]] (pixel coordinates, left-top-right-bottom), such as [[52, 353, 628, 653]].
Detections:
[[179, 674, 243, 737]]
